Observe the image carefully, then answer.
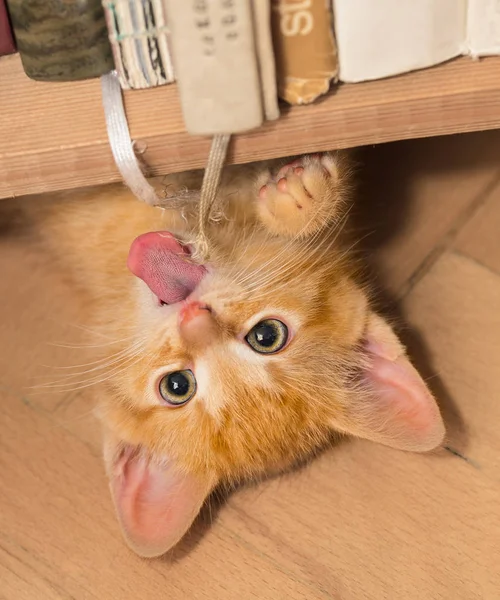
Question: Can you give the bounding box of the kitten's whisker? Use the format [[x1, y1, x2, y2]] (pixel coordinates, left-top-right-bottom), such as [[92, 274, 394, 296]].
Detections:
[[232, 207, 322, 288], [239, 189, 344, 284], [47, 319, 135, 340], [246, 236, 343, 303], [237, 203, 338, 292], [31, 347, 145, 390], [28, 358, 144, 394], [47, 334, 138, 350], [39, 345, 147, 382], [29, 360, 142, 393], [242, 225, 327, 293], [225, 223, 266, 284], [42, 340, 146, 372], [232, 233, 312, 295], [53, 407, 98, 425], [244, 217, 346, 302]]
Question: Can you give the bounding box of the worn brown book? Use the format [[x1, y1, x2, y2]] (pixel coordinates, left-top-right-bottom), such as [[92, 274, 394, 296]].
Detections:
[[271, 0, 338, 105]]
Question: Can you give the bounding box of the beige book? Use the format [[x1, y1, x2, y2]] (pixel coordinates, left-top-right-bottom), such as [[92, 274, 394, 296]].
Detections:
[[467, 0, 500, 56], [271, 0, 338, 105], [332, 0, 467, 83], [163, 0, 263, 135]]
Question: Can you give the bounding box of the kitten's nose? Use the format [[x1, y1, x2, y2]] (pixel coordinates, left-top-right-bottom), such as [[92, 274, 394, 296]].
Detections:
[[179, 301, 218, 347]]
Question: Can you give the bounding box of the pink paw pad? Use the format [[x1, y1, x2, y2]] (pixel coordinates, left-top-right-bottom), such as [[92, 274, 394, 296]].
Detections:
[[276, 160, 300, 179], [276, 154, 322, 180], [277, 177, 288, 192]]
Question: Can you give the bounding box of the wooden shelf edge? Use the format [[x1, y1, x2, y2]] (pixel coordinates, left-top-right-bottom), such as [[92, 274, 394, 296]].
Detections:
[[1, 54, 500, 199]]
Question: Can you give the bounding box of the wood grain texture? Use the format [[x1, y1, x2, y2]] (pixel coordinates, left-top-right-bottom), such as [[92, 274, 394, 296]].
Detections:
[[1, 53, 500, 199]]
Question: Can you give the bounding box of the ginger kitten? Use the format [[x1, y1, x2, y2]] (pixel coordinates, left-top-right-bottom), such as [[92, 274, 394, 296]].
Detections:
[[21, 152, 444, 557]]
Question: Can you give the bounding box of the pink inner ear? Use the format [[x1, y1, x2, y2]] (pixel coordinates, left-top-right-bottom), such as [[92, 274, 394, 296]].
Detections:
[[362, 351, 445, 451], [342, 314, 445, 452], [109, 445, 213, 558]]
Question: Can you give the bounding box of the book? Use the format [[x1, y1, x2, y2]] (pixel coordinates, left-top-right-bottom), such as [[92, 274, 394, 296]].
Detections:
[[467, 0, 500, 56], [271, 0, 338, 105], [7, 0, 113, 81], [0, 0, 15, 56], [253, 0, 280, 120], [332, 0, 467, 83], [163, 0, 263, 135], [102, 0, 175, 90]]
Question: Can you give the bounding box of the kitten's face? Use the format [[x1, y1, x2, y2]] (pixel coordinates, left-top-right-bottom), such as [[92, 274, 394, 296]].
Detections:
[[103, 230, 368, 485], [96, 154, 444, 557]]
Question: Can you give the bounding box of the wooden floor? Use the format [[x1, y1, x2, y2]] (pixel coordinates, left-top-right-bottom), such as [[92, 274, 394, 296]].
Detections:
[[1, 131, 500, 599]]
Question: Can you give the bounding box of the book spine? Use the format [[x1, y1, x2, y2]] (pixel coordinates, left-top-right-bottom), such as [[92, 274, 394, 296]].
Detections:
[[0, 0, 16, 56], [271, 0, 338, 105], [253, 0, 280, 121], [163, 0, 263, 135], [467, 0, 500, 57], [103, 0, 175, 90], [6, 0, 113, 81], [332, 0, 466, 83]]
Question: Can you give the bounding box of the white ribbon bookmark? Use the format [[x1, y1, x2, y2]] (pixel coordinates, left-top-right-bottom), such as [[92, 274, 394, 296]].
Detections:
[[100, 71, 160, 205]]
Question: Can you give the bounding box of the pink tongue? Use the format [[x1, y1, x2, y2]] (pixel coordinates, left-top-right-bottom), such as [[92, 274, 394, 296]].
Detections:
[[127, 232, 206, 304]]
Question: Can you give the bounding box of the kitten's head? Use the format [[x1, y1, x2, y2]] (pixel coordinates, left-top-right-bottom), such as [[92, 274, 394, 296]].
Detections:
[[100, 225, 444, 557]]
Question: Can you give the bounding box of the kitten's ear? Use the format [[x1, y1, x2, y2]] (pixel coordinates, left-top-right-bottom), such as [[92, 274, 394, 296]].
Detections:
[[337, 313, 445, 452], [104, 437, 213, 557]]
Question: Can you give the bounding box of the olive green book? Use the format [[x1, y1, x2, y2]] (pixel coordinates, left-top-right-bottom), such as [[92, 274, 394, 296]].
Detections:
[[7, 0, 113, 81]]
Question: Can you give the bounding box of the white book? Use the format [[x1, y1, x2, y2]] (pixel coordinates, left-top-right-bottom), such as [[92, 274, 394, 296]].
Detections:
[[467, 0, 500, 56], [332, 0, 467, 83]]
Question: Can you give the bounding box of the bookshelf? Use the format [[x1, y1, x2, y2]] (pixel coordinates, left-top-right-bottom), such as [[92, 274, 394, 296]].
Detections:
[[1, 53, 500, 200]]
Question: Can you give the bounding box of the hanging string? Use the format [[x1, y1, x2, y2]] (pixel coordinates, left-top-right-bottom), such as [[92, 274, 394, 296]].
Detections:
[[101, 71, 231, 262], [193, 133, 231, 261]]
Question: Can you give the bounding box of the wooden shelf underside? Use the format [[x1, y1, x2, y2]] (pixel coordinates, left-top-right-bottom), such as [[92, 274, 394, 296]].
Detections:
[[1, 53, 500, 199]]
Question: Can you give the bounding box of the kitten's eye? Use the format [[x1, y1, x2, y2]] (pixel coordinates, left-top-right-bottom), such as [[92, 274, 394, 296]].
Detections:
[[159, 370, 196, 406], [245, 319, 289, 354]]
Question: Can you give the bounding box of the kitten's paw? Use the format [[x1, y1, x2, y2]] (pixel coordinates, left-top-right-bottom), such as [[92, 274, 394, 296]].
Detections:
[[256, 152, 347, 237]]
